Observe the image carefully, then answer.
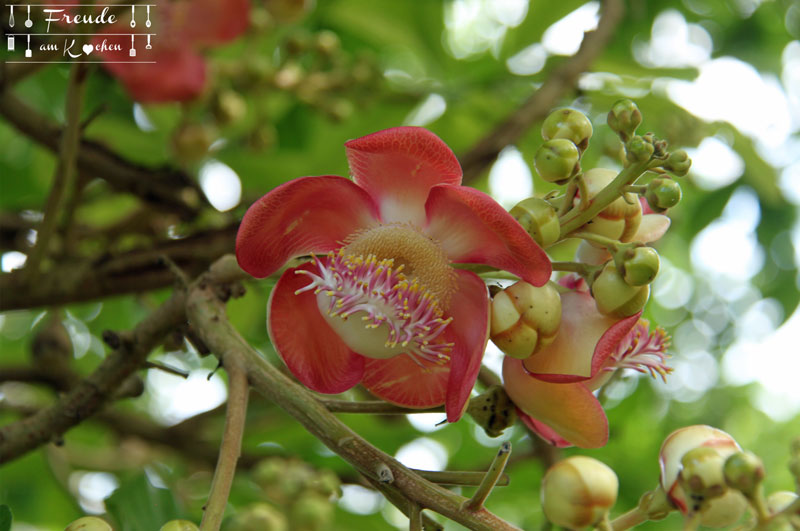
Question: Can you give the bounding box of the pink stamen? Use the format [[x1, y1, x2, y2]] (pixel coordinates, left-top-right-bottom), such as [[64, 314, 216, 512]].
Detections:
[[605, 319, 672, 381]]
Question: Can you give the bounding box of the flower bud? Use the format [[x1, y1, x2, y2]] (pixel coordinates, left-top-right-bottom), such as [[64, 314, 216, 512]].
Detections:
[[228, 503, 288, 531], [766, 491, 799, 515], [607, 99, 642, 142], [65, 517, 113, 531], [509, 197, 560, 247], [160, 520, 200, 531], [645, 178, 682, 213], [663, 149, 692, 177], [172, 123, 215, 163], [213, 90, 247, 126], [542, 108, 593, 151], [579, 168, 642, 243], [591, 263, 649, 317], [541, 456, 618, 529], [290, 493, 334, 531], [618, 246, 660, 286], [679, 446, 728, 501], [723, 451, 765, 497], [534, 139, 580, 184], [490, 281, 561, 358], [627, 135, 655, 162], [466, 385, 518, 437]]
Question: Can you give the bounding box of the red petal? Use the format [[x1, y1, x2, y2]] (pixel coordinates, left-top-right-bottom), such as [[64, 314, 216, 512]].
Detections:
[[424, 185, 551, 287], [268, 263, 364, 394], [444, 270, 490, 422], [589, 311, 641, 374], [516, 408, 573, 448], [236, 176, 379, 278], [345, 127, 462, 225], [167, 0, 250, 46], [503, 357, 608, 448], [361, 356, 449, 409]]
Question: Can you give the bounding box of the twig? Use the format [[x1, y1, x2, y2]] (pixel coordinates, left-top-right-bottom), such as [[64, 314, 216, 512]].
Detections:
[[144, 361, 190, 379], [412, 469, 510, 487], [321, 399, 445, 415], [462, 442, 512, 511], [459, 0, 624, 183], [200, 362, 249, 531], [409, 501, 423, 531]]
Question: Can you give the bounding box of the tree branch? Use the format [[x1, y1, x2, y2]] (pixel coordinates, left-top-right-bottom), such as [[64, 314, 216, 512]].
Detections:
[[458, 0, 624, 184]]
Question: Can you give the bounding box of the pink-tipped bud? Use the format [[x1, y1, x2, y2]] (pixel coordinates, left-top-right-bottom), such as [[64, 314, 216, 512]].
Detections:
[[510, 197, 561, 247], [579, 168, 642, 243], [541, 456, 618, 529], [490, 281, 561, 359]]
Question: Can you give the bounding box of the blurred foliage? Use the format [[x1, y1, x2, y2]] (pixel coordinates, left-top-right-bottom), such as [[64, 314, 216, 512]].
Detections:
[[1, 0, 798, 529]]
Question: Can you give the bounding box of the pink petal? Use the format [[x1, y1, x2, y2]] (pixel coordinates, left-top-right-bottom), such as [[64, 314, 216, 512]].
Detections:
[[268, 263, 365, 394], [503, 357, 608, 448], [361, 356, 449, 409], [345, 127, 462, 225], [424, 185, 551, 286], [166, 0, 250, 46], [443, 270, 490, 422], [236, 176, 379, 278], [516, 408, 573, 448]]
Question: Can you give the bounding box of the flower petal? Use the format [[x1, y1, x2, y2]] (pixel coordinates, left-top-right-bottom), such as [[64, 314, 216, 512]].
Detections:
[[503, 357, 608, 448], [424, 185, 551, 286], [236, 176, 379, 278], [635, 214, 671, 243], [361, 356, 449, 409], [345, 127, 462, 225], [268, 263, 365, 394], [443, 270, 490, 422], [516, 408, 573, 448]]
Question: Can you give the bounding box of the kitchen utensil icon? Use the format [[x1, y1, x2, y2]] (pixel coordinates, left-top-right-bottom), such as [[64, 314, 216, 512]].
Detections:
[[25, 5, 32, 28], [130, 5, 135, 28], [25, 34, 31, 57], [130, 34, 136, 57], [145, 5, 151, 28], [8, 35, 14, 51], [146, 34, 152, 50], [9, 5, 14, 27]]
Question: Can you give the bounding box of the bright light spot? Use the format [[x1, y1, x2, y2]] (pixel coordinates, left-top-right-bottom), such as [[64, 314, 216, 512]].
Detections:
[[660, 350, 718, 402], [472, 423, 515, 448], [542, 2, 599, 56], [132, 103, 156, 132], [339, 485, 384, 515], [686, 136, 744, 190], [674, 319, 714, 354], [482, 342, 505, 379], [70, 471, 119, 514], [653, 258, 694, 310], [394, 437, 448, 471], [63, 312, 92, 359], [199, 160, 242, 212], [488, 146, 532, 209], [780, 162, 800, 205], [444, 0, 529, 59], [146, 362, 228, 426], [1, 251, 26, 272], [691, 187, 764, 282], [506, 43, 547, 75], [407, 413, 447, 433], [404, 94, 447, 126], [634, 10, 712, 68], [783, 41, 800, 130]]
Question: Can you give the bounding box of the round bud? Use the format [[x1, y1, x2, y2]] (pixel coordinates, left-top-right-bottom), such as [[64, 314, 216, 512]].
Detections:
[[723, 451, 765, 497], [542, 108, 593, 151], [213, 90, 247, 126], [619, 246, 660, 286], [534, 139, 580, 184], [591, 263, 649, 317], [314, 30, 341, 56], [541, 456, 618, 529], [664, 149, 692, 177], [290, 493, 334, 531], [627, 135, 655, 163], [607, 99, 642, 142], [509, 197, 560, 247], [490, 281, 561, 358], [579, 169, 642, 243], [766, 491, 799, 515], [645, 178, 682, 213], [679, 447, 728, 501], [172, 123, 215, 163], [228, 503, 288, 531], [65, 517, 113, 531], [160, 520, 200, 531]]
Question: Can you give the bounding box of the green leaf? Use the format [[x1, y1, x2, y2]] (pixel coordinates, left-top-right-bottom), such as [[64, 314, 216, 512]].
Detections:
[[105, 473, 181, 531], [0, 505, 11, 531]]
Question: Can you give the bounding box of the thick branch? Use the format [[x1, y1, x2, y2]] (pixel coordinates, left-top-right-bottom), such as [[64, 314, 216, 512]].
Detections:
[[459, 0, 624, 183]]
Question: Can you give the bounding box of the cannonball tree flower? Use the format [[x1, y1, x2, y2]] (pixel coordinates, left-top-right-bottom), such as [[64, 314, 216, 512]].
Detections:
[[236, 127, 551, 422], [502, 287, 670, 447]]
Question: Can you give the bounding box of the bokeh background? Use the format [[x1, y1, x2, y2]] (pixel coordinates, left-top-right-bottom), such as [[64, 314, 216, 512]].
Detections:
[[1, 0, 798, 529]]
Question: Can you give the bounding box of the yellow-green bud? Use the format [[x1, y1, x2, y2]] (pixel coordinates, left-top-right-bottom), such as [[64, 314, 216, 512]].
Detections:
[[627, 135, 655, 162], [65, 517, 113, 531], [592, 263, 649, 317], [541, 456, 618, 529], [542, 108, 593, 151], [645, 178, 682, 213], [228, 503, 288, 531], [213, 90, 247, 126], [509, 197, 560, 247], [172, 123, 215, 163], [579, 168, 642, 243], [766, 491, 799, 515], [723, 451, 765, 497], [680, 447, 728, 502], [290, 493, 334, 531], [490, 281, 561, 358], [607, 99, 642, 142], [534, 139, 580, 184], [664, 149, 692, 177], [314, 30, 341, 56], [619, 246, 660, 286], [159, 520, 200, 531]]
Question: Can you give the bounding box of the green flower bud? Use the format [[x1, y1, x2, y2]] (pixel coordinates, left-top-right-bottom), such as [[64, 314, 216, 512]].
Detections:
[[490, 281, 561, 358], [723, 451, 765, 497], [663, 149, 692, 177], [534, 139, 580, 184], [65, 517, 113, 531], [579, 169, 642, 243], [607, 99, 642, 142], [290, 493, 334, 531], [228, 503, 288, 531], [466, 385, 518, 438], [541, 456, 618, 529], [509, 197, 560, 247], [542, 108, 593, 151], [314, 30, 341, 56], [618, 246, 660, 287], [627, 135, 655, 163], [645, 178, 682, 213], [159, 520, 200, 531], [172, 123, 215, 163], [592, 263, 649, 317], [680, 447, 728, 502], [213, 90, 247, 126]]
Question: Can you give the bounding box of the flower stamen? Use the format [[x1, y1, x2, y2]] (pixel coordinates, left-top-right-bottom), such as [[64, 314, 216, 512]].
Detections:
[[605, 319, 672, 381]]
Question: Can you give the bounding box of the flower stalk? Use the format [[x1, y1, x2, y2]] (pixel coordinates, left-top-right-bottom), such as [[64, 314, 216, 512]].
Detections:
[[462, 442, 512, 511]]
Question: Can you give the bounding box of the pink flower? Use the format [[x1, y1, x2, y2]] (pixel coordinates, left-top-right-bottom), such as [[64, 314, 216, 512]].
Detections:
[[503, 289, 670, 447], [236, 127, 551, 421]]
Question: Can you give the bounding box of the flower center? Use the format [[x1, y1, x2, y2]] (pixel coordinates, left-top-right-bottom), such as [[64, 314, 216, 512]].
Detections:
[[605, 320, 672, 380], [294, 227, 457, 366]]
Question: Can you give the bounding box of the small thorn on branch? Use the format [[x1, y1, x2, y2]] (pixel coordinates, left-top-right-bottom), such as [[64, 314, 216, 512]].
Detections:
[[145, 361, 190, 379], [462, 442, 512, 512], [376, 462, 394, 484]]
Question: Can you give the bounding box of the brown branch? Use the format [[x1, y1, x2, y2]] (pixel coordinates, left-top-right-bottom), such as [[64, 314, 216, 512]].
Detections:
[[459, 0, 624, 184]]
